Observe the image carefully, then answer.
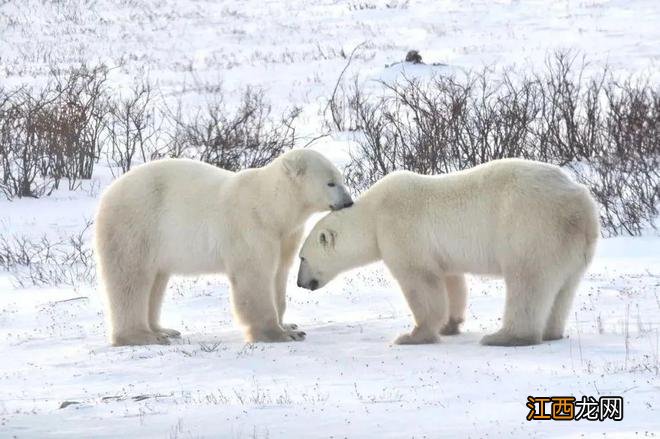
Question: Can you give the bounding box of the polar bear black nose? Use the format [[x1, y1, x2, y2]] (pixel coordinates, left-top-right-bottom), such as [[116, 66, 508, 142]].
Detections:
[[343, 201, 354, 208], [309, 279, 319, 290]]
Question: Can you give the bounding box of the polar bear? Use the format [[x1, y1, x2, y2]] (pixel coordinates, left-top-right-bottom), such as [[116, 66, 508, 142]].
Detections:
[[297, 159, 599, 346], [95, 149, 353, 346]]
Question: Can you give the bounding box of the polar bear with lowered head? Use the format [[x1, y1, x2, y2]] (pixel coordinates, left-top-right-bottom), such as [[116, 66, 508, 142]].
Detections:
[[95, 149, 353, 346], [297, 158, 599, 346]]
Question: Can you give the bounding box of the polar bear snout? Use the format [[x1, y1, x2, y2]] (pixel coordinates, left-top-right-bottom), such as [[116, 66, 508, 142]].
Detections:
[[331, 200, 353, 210], [296, 259, 320, 290], [329, 188, 354, 211], [299, 279, 319, 290]]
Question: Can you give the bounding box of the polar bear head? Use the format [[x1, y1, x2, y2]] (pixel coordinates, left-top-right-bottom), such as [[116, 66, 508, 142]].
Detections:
[[297, 205, 377, 291], [280, 149, 353, 211], [297, 214, 342, 290]]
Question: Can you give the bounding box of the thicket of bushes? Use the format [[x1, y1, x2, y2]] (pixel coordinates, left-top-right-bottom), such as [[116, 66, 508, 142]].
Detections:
[[0, 66, 107, 197], [1, 53, 658, 237], [165, 88, 301, 171], [0, 66, 299, 198], [327, 53, 659, 236]]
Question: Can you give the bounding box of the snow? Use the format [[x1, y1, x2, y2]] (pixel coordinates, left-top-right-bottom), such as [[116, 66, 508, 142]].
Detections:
[[1, 0, 659, 437], [1, 234, 659, 437]]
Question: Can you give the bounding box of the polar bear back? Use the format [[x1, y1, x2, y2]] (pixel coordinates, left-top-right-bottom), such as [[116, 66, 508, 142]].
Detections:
[[365, 159, 599, 276], [96, 158, 240, 275]]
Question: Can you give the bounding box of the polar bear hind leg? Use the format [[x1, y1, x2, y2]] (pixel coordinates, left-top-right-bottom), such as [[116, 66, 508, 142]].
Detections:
[[148, 272, 180, 338], [105, 268, 170, 346], [481, 272, 560, 347], [440, 274, 467, 336], [542, 270, 584, 341]]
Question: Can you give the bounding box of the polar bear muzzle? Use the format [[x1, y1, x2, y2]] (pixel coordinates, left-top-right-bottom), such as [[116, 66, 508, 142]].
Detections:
[[329, 186, 354, 211], [296, 258, 320, 290]]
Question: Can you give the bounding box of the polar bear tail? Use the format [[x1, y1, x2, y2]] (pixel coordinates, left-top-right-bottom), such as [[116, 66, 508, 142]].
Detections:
[[580, 186, 600, 268]]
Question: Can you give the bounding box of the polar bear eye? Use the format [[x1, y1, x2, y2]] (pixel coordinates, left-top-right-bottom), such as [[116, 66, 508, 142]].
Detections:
[[327, 182, 336, 187]]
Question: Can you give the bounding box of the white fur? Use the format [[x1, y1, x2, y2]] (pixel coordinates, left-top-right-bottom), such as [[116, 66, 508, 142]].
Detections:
[[95, 150, 352, 346], [298, 159, 600, 346]]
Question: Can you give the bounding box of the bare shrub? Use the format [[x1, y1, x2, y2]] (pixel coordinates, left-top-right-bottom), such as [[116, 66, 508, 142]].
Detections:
[[0, 221, 95, 288], [167, 87, 301, 171], [572, 79, 659, 235], [47, 65, 109, 189], [324, 42, 367, 132], [0, 85, 55, 198], [105, 79, 158, 174], [336, 52, 659, 235], [0, 65, 108, 198], [343, 70, 545, 190], [1, 65, 300, 197]]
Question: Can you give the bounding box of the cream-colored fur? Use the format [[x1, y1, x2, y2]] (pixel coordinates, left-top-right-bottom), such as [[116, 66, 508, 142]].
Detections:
[[298, 159, 600, 346], [95, 150, 353, 346]]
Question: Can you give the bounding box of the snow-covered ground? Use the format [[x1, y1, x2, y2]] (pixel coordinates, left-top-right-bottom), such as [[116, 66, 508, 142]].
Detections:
[[1, 0, 659, 437], [2, 0, 659, 111]]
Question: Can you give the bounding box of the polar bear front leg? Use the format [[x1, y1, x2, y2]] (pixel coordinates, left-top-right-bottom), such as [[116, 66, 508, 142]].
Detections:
[[275, 265, 299, 332], [389, 267, 448, 345], [275, 228, 304, 332], [229, 262, 305, 343], [440, 274, 467, 336]]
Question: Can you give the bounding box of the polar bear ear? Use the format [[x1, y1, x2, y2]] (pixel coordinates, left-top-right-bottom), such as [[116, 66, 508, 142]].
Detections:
[[318, 229, 336, 248], [282, 154, 307, 178]]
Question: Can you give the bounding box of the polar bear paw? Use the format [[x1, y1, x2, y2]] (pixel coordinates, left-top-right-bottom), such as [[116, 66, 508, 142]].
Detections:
[[281, 323, 299, 330], [113, 329, 171, 346], [542, 330, 565, 341], [286, 330, 306, 341], [154, 327, 181, 338], [249, 328, 306, 342], [393, 329, 439, 345], [480, 329, 541, 346], [440, 318, 463, 336]]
